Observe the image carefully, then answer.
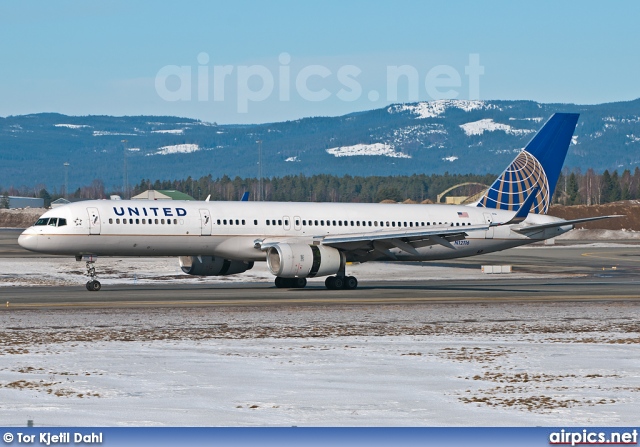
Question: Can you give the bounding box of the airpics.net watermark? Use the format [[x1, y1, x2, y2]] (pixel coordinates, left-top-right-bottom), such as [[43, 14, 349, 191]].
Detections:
[[155, 52, 484, 113], [155, 53, 484, 113]]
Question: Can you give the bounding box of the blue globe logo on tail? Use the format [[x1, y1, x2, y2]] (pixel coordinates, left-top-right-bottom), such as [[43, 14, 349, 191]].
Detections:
[[479, 150, 550, 214], [476, 113, 579, 215]]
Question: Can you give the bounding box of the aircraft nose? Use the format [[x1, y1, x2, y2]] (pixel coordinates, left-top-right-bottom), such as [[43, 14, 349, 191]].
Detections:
[[18, 232, 39, 252]]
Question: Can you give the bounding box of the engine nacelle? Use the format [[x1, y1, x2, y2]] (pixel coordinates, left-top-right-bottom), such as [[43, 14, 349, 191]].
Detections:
[[179, 256, 254, 276], [266, 244, 344, 278]]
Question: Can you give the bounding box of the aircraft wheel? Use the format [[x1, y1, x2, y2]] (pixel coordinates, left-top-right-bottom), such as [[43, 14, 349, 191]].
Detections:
[[85, 281, 92, 291], [325, 276, 336, 290], [294, 278, 307, 288], [89, 280, 101, 291], [343, 276, 358, 290], [333, 276, 344, 289], [275, 277, 285, 288]]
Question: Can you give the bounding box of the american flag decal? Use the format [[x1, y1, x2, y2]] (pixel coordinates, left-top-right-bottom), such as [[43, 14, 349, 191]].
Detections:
[[457, 212, 469, 218]]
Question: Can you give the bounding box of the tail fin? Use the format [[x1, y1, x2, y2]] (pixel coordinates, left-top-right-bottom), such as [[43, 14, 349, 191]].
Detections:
[[476, 112, 579, 214]]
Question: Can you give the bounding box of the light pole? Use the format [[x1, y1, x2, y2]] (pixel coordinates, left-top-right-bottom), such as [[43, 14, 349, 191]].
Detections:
[[63, 162, 70, 199], [256, 140, 263, 201], [122, 140, 128, 199]]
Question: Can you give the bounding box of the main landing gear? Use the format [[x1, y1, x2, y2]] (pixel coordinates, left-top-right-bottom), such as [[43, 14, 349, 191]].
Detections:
[[325, 275, 358, 290], [274, 277, 307, 288], [273, 275, 358, 290], [80, 256, 101, 292]]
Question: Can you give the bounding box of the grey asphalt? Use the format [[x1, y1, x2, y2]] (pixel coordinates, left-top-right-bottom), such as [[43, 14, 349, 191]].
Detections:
[[1, 228, 639, 309]]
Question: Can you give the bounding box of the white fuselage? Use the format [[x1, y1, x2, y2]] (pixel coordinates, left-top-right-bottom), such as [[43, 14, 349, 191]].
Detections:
[[18, 199, 571, 263]]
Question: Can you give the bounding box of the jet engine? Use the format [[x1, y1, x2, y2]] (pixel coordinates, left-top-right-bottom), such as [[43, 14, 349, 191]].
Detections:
[[266, 244, 343, 278], [179, 256, 254, 276]]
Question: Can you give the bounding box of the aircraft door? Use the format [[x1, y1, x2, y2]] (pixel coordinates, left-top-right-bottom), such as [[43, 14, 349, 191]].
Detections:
[[283, 216, 291, 231], [483, 213, 494, 239], [87, 207, 101, 235], [294, 216, 301, 231], [200, 209, 212, 235]]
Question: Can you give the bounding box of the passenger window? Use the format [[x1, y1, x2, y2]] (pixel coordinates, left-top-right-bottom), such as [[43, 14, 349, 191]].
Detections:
[[142, 219, 146, 224], [167, 219, 171, 225], [321, 220, 325, 225], [136, 219, 140, 224], [155, 219, 159, 224], [217, 219, 221, 225], [297, 220, 301, 226], [236, 219, 240, 225], [116, 218, 120, 224], [315, 220, 319, 225], [109, 218, 113, 224], [161, 219, 165, 224], [374, 221, 378, 227], [129, 219, 133, 224], [332, 220, 336, 226], [278, 220, 282, 225], [266, 220, 270, 225], [242, 219, 245, 225], [284, 220, 288, 226], [272, 219, 276, 225], [338, 221, 342, 226], [229, 220, 233, 225], [356, 221, 360, 226], [254, 220, 258, 225], [224, 219, 227, 225]]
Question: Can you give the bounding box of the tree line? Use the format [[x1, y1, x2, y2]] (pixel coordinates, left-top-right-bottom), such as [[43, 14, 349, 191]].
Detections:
[[3, 168, 640, 208]]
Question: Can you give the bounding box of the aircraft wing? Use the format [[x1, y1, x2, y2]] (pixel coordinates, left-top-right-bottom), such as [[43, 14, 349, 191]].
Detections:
[[514, 215, 623, 234], [319, 223, 490, 258]]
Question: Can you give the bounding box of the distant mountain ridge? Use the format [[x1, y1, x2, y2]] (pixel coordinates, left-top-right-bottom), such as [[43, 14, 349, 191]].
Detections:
[[1, 99, 640, 190]]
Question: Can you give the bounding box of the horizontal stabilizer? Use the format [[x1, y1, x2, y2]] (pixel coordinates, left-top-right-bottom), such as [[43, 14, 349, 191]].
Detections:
[[514, 215, 623, 234]]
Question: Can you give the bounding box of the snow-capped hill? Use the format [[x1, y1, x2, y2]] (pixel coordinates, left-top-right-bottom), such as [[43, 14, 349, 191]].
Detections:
[[326, 143, 411, 158], [459, 119, 534, 136], [388, 100, 500, 119]]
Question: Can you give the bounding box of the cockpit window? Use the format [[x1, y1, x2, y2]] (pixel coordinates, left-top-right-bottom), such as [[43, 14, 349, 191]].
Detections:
[[34, 217, 66, 227]]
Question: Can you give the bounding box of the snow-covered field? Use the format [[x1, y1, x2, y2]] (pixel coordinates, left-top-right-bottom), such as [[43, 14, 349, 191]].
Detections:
[[0, 303, 638, 426]]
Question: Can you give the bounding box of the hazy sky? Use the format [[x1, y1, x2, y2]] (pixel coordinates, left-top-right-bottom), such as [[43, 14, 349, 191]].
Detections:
[[1, 0, 638, 124]]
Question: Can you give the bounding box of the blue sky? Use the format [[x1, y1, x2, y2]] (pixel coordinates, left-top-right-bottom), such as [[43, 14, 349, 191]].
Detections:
[[1, 0, 638, 124]]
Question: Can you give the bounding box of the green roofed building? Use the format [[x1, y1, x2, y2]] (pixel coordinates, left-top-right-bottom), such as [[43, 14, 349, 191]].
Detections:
[[131, 190, 195, 201]]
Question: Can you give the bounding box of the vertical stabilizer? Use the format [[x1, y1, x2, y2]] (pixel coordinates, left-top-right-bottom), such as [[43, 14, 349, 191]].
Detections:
[[476, 113, 579, 214]]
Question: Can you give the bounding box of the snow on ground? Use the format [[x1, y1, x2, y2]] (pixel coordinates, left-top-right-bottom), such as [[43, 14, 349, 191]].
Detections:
[[92, 131, 137, 137], [150, 144, 200, 156], [0, 303, 638, 426], [150, 129, 184, 134], [326, 143, 411, 158], [459, 119, 534, 137], [54, 124, 91, 129]]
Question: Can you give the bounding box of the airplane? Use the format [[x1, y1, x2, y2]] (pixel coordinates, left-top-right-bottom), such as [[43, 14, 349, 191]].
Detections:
[[18, 113, 618, 291]]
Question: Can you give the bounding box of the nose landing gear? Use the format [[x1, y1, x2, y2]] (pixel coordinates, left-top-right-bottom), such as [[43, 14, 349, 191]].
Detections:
[[78, 255, 101, 292]]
